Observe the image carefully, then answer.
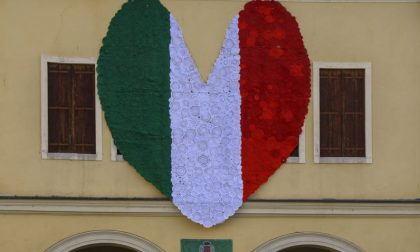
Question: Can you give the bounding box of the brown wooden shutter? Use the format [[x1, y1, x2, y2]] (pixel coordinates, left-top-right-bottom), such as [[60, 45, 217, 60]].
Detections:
[[73, 64, 96, 154], [48, 63, 73, 153], [48, 63, 96, 154], [320, 69, 343, 157], [342, 69, 365, 157], [319, 69, 365, 157]]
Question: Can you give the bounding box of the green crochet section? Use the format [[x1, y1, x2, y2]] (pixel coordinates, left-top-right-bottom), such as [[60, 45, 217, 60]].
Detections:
[[97, 0, 172, 198]]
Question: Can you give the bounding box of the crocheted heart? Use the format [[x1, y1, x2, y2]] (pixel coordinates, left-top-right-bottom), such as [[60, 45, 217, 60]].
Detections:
[[97, 0, 310, 227]]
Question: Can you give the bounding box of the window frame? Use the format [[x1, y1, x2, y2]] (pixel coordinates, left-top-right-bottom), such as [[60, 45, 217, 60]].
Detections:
[[286, 126, 305, 164], [313, 62, 372, 164], [41, 55, 102, 160], [111, 140, 124, 161]]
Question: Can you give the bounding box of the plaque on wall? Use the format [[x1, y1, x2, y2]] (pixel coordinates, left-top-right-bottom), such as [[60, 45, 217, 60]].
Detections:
[[181, 239, 232, 252]]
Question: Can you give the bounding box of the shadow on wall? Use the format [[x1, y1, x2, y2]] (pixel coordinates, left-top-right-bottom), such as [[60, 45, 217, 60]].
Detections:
[[73, 245, 136, 252], [252, 232, 364, 252], [280, 245, 338, 252]]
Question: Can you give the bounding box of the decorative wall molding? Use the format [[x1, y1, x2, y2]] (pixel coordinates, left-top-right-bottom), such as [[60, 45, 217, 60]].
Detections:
[[44, 230, 164, 252], [252, 232, 364, 252], [1, 198, 420, 217]]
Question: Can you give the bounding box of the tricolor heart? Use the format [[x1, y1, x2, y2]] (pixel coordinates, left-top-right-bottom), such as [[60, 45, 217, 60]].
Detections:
[[98, 0, 310, 227]]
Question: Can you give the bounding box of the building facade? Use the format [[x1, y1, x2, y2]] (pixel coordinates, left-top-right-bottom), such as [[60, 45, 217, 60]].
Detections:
[[0, 0, 420, 251]]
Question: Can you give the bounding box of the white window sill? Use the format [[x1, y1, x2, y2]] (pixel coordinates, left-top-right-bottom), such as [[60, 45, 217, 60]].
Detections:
[[112, 155, 124, 162], [314, 157, 372, 164], [42, 152, 102, 161], [286, 156, 305, 164]]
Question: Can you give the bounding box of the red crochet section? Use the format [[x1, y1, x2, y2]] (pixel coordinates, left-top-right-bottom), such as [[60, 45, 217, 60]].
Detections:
[[239, 0, 311, 201]]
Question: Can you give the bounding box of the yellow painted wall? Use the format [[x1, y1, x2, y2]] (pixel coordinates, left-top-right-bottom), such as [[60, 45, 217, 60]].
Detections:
[[0, 213, 419, 251], [1, 1, 420, 251], [0, 0, 419, 199]]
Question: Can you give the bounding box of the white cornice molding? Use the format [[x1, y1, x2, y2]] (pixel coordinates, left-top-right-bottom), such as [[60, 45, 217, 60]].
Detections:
[[168, 0, 420, 3], [1, 199, 420, 217], [281, 0, 420, 2]]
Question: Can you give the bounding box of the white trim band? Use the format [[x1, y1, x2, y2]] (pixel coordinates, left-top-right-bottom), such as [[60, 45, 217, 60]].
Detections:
[[277, 0, 420, 2], [167, 0, 420, 2], [1, 199, 420, 217]]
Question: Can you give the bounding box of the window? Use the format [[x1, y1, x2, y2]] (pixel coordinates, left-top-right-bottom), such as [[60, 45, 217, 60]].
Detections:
[[111, 140, 124, 161], [286, 126, 305, 164], [313, 62, 372, 163], [41, 56, 102, 160]]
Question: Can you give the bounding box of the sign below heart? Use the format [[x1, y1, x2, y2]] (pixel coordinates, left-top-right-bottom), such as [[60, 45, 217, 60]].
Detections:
[[97, 0, 310, 227]]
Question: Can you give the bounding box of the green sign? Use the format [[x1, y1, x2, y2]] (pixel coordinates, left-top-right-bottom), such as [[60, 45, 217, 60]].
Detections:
[[181, 239, 232, 252]]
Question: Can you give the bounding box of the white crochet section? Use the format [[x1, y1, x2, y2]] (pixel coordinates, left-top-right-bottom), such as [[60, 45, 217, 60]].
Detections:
[[169, 15, 243, 228]]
